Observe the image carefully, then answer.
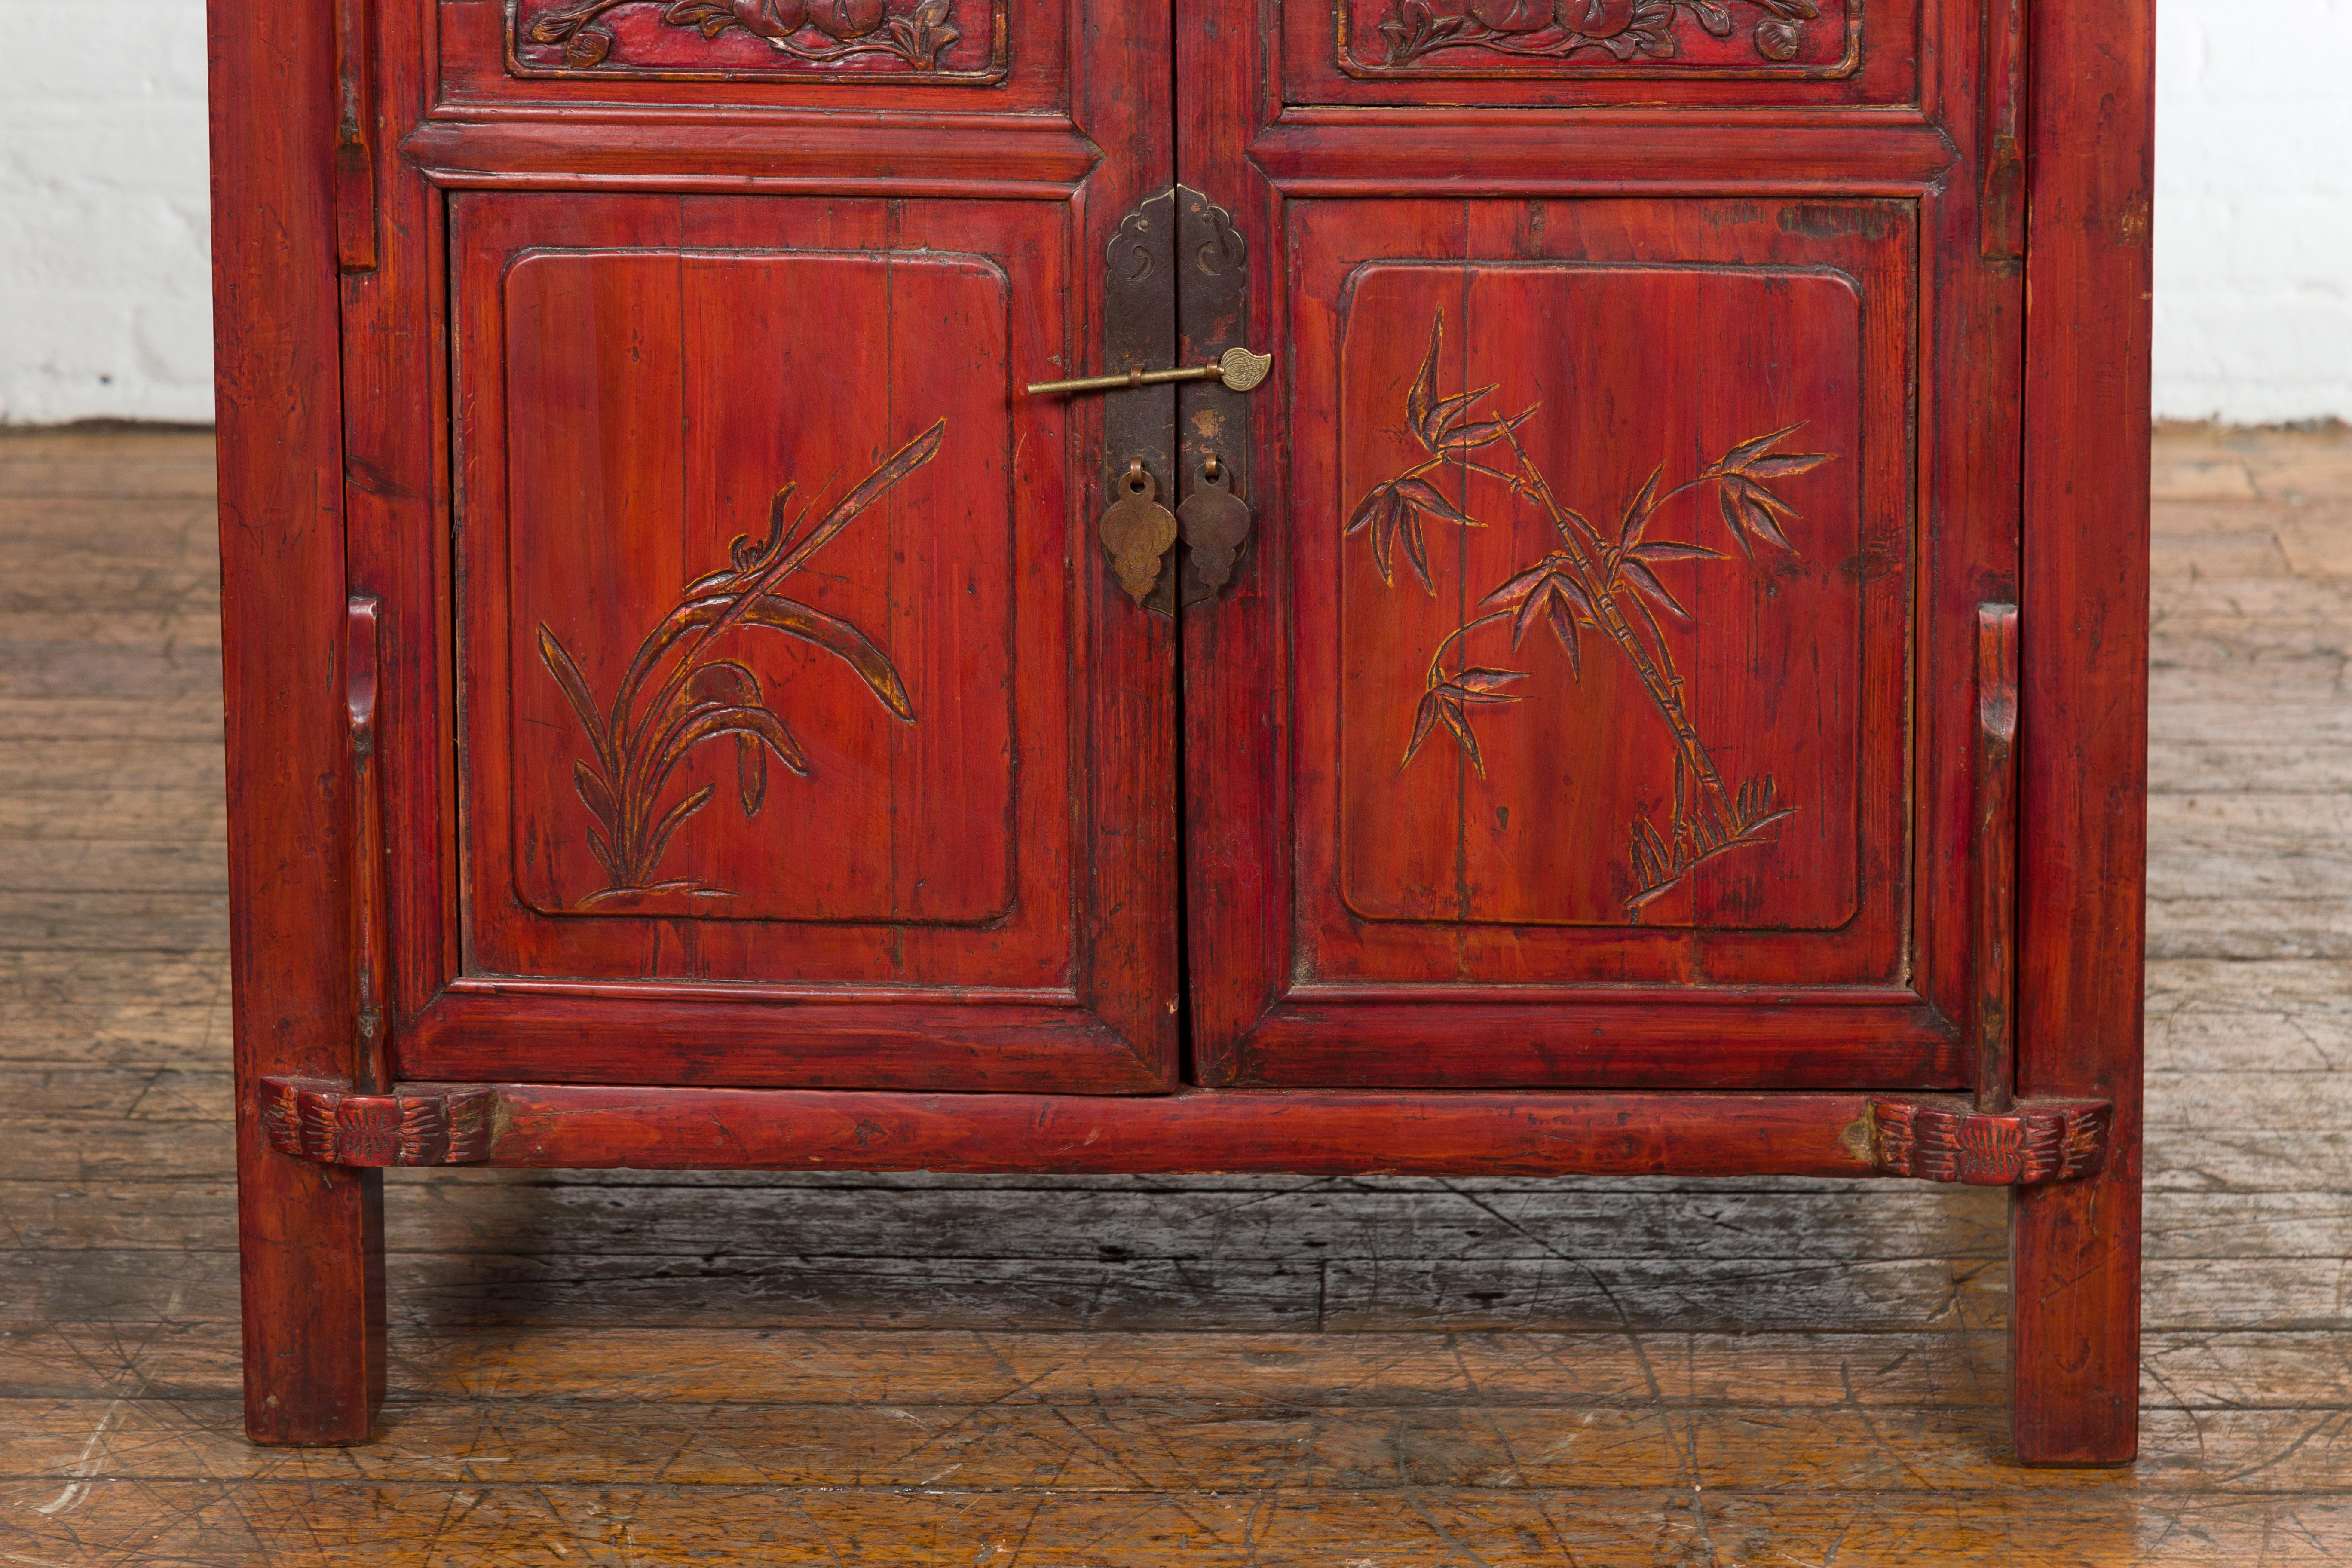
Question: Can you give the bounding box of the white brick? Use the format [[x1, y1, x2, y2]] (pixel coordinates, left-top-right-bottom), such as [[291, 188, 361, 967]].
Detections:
[[2153, 0, 2352, 422]]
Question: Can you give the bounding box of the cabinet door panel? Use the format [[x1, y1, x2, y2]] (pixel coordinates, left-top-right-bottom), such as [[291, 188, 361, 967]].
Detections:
[[365, 184, 1175, 1092], [1182, 0, 2015, 1086], [337, 0, 1167, 1092]]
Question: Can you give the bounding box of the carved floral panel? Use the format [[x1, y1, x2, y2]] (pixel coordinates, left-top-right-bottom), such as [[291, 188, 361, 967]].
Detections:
[[1337, 0, 1860, 77], [1336, 261, 1868, 931], [495, 248, 1017, 925], [508, 0, 1008, 81]]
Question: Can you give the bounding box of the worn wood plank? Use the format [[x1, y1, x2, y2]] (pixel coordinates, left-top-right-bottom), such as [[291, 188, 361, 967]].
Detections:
[[2152, 746, 2352, 794], [0, 743, 226, 794], [5, 1395, 2347, 1494], [0, 950, 228, 1009], [0, 1240, 2288, 1335], [0, 438, 219, 500], [6, 1320, 2341, 1414], [7, 1176, 2344, 1267], [0, 892, 229, 951], [2149, 430, 2352, 505], [0, 649, 224, 702], [0, 1323, 1999, 1407], [2150, 529, 2297, 577], [0, 842, 229, 894], [4, 1167, 2013, 1260], [1, 1479, 2342, 1567], [0, 495, 222, 553], [0, 1006, 230, 1068], [0, 791, 227, 843], [0, 698, 223, 744], [2146, 960, 2352, 1073], [2146, 900, 2352, 962], [0, 610, 224, 651]]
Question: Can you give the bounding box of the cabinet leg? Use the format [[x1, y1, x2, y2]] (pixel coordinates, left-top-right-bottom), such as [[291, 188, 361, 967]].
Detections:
[[2010, 1167, 2141, 1465], [239, 1155, 384, 1445]]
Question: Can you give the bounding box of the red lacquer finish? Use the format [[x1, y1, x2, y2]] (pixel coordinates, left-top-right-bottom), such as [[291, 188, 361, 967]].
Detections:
[[2013, 0, 2154, 1469], [212, 0, 2148, 1462], [1973, 603, 2019, 1114], [1871, 1098, 2109, 1187], [475, 1085, 1896, 1174], [259, 1079, 2115, 1187], [260, 1078, 500, 1167], [212, 0, 385, 1444]]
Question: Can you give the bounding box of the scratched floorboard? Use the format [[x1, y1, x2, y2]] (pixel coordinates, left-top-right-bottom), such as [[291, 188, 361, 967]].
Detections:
[[0, 426, 2346, 1565]]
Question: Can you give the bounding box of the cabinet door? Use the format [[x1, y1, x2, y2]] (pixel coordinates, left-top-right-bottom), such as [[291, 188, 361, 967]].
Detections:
[[1181, 0, 2021, 1087], [341, 0, 1177, 1089]]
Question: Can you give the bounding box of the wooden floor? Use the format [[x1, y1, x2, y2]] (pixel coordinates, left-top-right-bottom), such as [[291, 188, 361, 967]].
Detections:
[[0, 427, 2347, 1565]]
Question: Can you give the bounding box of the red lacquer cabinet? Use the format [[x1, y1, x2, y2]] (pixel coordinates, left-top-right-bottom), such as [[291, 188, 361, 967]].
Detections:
[[209, 0, 2152, 1463]]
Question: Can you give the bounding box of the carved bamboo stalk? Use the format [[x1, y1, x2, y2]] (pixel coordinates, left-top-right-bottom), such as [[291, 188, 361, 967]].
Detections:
[[1493, 421, 1736, 825]]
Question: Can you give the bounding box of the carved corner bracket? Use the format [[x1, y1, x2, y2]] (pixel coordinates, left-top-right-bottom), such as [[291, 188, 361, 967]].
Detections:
[[1870, 1099, 2112, 1186], [260, 1077, 499, 1167]]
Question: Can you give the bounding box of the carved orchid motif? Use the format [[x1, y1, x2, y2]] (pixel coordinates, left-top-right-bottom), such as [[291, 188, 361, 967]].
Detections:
[[523, 0, 964, 72], [537, 423, 940, 906], [1348, 311, 1837, 916], [1366, 0, 1822, 69]]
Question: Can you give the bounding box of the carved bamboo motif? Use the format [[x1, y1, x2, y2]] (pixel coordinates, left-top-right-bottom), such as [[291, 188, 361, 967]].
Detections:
[[1348, 309, 1835, 915]]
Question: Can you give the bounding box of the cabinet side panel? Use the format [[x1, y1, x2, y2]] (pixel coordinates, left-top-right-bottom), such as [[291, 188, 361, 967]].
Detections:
[[2013, 0, 2153, 1468], [209, 0, 382, 1441]]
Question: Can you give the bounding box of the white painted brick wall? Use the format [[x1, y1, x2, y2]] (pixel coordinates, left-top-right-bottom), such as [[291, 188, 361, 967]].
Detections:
[[0, 0, 2346, 423], [2155, 0, 2352, 424], [1, 0, 216, 423]]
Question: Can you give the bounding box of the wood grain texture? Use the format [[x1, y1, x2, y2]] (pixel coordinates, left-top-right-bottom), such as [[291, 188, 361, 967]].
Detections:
[[474, 1084, 1888, 1175], [204, 0, 383, 1439], [2, 420, 2331, 1559], [1974, 603, 2019, 1112], [2012, 0, 2156, 1468], [260, 1079, 2110, 1187], [1198, 196, 1953, 1091]]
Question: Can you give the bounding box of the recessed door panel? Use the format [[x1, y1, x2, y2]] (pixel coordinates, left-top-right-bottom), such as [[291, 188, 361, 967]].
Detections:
[[1335, 260, 1867, 935], [457, 197, 1062, 992], [498, 248, 1015, 928]]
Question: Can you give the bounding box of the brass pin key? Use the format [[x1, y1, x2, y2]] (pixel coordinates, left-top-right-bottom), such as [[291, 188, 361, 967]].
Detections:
[[1026, 346, 1273, 397]]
